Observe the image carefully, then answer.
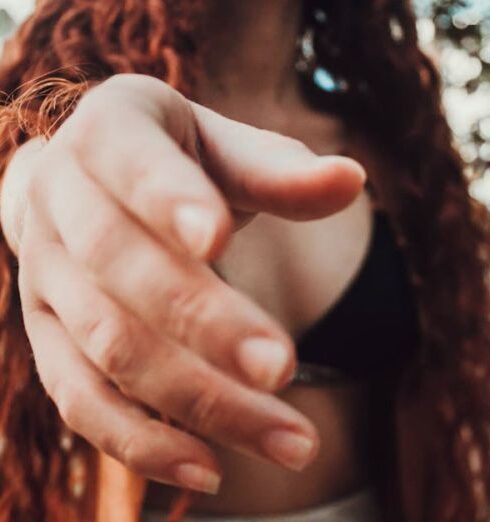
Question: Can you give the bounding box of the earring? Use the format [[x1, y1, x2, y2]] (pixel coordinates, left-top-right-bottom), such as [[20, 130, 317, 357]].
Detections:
[[295, 8, 350, 94]]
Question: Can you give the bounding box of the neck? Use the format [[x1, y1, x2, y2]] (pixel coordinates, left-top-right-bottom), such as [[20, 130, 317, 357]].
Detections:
[[197, 0, 304, 109]]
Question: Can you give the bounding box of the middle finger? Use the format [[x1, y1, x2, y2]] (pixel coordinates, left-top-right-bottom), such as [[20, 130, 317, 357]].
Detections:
[[25, 240, 319, 471], [37, 151, 295, 391]]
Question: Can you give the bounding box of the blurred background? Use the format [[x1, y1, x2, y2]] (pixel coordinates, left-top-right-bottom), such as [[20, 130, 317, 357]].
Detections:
[[0, 0, 488, 203]]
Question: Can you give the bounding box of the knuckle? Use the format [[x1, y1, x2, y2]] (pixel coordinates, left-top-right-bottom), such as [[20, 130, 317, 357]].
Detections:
[[103, 74, 178, 110], [51, 381, 80, 430], [164, 283, 214, 345], [26, 159, 58, 215], [103, 75, 189, 132], [65, 95, 102, 150], [182, 379, 225, 434], [119, 161, 150, 208], [118, 429, 148, 475], [156, 81, 185, 113], [81, 312, 136, 380], [76, 208, 121, 271], [102, 73, 158, 91]]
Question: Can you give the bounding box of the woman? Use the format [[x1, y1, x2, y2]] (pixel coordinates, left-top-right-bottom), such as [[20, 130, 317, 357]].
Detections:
[[0, 0, 489, 521]]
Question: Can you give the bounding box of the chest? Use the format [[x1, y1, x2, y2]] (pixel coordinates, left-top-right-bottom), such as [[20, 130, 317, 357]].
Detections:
[[207, 100, 418, 370], [215, 190, 373, 337]]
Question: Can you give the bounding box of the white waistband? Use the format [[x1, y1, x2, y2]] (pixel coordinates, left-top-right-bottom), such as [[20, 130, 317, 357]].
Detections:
[[142, 489, 380, 522]]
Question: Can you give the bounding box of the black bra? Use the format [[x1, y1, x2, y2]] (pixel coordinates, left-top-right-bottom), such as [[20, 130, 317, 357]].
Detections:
[[295, 211, 420, 379]]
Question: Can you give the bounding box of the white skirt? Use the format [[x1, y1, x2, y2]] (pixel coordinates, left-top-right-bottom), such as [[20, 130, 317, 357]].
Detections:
[[142, 489, 380, 522]]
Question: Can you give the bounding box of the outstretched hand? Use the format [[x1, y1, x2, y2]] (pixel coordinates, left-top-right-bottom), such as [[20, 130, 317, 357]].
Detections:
[[9, 74, 365, 494]]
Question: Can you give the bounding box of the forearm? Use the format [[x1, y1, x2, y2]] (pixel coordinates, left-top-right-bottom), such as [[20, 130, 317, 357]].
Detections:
[[0, 137, 46, 256]]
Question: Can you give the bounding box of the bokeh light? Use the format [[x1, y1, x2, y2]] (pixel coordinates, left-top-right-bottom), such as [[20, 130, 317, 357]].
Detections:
[[414, 0, 490, 203]]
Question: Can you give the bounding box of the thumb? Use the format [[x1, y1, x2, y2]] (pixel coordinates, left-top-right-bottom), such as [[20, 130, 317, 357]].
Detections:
[[191, 103, 366, 221]]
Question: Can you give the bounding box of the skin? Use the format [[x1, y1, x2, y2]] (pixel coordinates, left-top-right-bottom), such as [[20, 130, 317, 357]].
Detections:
[[1, 0, 379, 514], [161, 2, 376, 513]]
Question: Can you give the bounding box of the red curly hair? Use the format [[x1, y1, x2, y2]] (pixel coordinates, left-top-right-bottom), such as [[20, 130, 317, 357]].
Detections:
[[0, 1, 489, 521]]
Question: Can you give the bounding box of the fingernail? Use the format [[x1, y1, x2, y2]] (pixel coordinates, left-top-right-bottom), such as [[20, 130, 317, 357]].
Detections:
[[174, 204, 216, 258], [237, 337, 290, 390], [174, 463, 221, 494], [262, 430, 315, 471]]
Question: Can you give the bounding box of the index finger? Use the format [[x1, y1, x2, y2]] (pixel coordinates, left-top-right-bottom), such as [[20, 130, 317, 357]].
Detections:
[[191, 102, 366, 220]]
